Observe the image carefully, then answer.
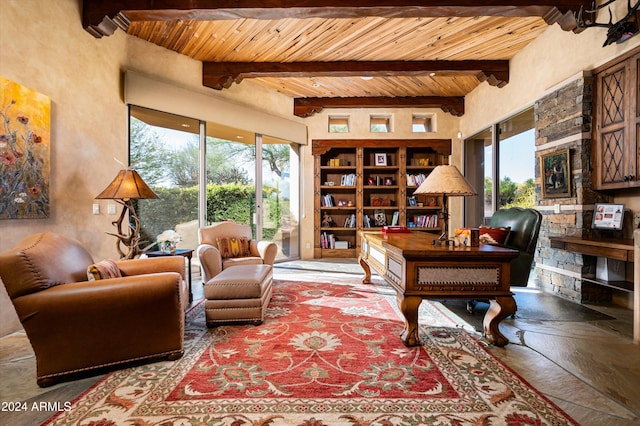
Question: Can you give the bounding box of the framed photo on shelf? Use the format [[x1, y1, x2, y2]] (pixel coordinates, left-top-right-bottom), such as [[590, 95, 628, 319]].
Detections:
[[540, 148, 571, 198], [374, 153, 387, 166]]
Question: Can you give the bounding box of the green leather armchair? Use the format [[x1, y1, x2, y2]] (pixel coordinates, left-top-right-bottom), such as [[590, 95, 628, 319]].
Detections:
[[467, 207, 542, 313], [487, 207, 543, 287]]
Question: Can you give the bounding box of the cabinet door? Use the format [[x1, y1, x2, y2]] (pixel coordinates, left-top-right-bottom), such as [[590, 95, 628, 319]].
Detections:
[[593, 50, 640, 189]]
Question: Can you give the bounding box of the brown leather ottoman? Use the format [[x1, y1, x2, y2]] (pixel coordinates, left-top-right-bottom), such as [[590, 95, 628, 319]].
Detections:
[[204, 264, 273, 326]]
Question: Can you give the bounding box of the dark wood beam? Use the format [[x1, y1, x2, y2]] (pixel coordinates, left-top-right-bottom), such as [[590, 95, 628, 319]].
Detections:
[[83, 0, 592, 37], [294, 96, 465, 117], [202, 60, 509, 90]]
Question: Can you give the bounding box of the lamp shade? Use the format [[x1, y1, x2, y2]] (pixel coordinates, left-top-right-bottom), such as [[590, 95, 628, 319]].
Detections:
[[95, 169, 158, 200], [414, 165, 476, 196]]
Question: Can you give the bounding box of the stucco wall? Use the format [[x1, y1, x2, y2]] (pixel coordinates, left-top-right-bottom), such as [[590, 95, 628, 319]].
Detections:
[[0, 0, 298, 336]]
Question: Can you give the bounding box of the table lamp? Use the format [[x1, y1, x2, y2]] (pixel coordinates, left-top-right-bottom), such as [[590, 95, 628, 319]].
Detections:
[[414, 165, 476, 244], [96, 168, 158, 259]]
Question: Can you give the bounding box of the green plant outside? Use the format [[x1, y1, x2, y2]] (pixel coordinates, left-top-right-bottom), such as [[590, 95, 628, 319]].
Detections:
[[136, 183, 282, 249]]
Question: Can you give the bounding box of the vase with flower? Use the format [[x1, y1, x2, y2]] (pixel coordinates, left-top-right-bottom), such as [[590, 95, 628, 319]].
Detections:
[[156, 230, 182, 254]]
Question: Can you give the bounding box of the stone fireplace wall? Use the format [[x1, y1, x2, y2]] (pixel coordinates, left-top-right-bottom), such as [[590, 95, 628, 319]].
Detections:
[[533, 73, 611, 302]]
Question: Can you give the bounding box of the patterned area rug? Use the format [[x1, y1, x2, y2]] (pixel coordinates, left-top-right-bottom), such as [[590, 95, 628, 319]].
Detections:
[[44, 280, 577, 425]]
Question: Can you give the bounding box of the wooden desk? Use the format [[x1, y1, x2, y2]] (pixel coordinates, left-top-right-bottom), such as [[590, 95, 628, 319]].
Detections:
[[146, 249, 194, 302], [358, 231, 519, 347]]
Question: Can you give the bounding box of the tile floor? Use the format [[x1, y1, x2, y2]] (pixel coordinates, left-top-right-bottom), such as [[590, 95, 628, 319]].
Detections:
[[1, 259, 639, 425]]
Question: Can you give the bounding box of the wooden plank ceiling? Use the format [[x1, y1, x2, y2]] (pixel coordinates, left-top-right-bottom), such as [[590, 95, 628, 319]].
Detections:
[[83, 1, 592, 116]]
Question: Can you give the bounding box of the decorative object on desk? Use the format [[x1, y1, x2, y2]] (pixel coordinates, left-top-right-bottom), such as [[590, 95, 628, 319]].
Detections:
[[414, 165, 476, 244], [454, 228, 481, 247], [95, 167, 158, 259], [0, 77, 51, 220], [374, 152, 387, 166], [157, 229, 182, 254], [540, 148, 571, 198]]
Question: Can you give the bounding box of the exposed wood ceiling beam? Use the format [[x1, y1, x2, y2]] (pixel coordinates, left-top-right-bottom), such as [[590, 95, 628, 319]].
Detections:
[[83, 0, 592, 38], [203, 60, 510, 90], [293, 96, 465, 117]]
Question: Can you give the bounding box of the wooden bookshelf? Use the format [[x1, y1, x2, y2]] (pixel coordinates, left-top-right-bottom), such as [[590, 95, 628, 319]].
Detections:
[[313, 139, 451, 258]]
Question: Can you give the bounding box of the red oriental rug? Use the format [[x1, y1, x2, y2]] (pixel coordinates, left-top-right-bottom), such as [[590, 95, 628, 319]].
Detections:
[[45, 280, 577, 425]]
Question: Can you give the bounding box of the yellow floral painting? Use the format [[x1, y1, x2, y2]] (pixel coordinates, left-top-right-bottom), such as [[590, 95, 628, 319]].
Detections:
[[0, 77, 51, 219]]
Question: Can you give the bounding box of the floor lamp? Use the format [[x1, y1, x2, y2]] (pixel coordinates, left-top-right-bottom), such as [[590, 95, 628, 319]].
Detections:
[[414, 165, 476, 245], [96, 169, 158, 259]]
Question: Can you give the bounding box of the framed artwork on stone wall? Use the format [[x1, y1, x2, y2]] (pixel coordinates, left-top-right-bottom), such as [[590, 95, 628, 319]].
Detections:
[[540, 148, 571, 198], [0, 77, 51, 219]]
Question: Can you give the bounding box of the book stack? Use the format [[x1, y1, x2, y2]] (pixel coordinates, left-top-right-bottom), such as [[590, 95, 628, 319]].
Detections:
[[340, 173, 355, 186], [321, 194, 334, 206], [412, 214, 438, 228]]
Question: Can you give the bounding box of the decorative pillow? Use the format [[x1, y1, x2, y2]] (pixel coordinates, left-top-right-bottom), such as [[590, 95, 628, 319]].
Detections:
[[87, 259, 122, 281], [479, 226, 511, 245], [217, 237, 251, 259]]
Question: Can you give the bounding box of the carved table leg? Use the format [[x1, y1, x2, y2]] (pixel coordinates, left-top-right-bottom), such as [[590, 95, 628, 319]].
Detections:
[[483, 296, 516, 347], [397, 294, 422, 347], [358, 256, 371, 284]]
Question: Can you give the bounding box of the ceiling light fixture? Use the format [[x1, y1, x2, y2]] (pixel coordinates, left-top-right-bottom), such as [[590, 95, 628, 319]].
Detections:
[[360, 76, 373, 81]]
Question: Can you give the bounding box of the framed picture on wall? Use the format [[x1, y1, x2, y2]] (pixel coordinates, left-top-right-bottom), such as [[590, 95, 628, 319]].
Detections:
[[540, 148, 571, 198]]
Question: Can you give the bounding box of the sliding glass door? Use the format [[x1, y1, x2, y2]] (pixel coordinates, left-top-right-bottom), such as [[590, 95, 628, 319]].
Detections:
[[260, 136, 300, 259], [129, 106, 300, 261], [130, 106, 200, 251], [204, 123, 256, 229], [464, 107, 535, 226]]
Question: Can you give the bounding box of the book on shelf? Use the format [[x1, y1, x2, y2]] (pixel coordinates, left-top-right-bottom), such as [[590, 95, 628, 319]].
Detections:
[[343, 213, 356, 228], [340, 173, 355, 186], [406, 173, 426, 187], [321, 232, 336, 249], [321, 194, 335, 207], [390, 211, 399, 226], [412, 214, 438, 228]]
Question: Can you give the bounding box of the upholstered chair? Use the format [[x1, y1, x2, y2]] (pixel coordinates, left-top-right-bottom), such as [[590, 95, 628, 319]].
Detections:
[[198, 221, 277, 282], [467, 207, 542, 313], [0, 232, 188, 387], [485, 207, 543, 287]]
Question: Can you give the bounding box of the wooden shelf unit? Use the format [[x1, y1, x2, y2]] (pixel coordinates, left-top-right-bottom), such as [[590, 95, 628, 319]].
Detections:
[[313, 139, 451, 258], [549, 236, 634, 292]]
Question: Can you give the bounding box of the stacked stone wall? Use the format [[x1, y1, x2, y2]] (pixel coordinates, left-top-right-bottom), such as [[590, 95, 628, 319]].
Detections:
[[533, 74, 611, 302]]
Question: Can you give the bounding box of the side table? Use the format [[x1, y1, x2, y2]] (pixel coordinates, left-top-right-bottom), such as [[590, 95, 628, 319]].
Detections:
[[146, 249, 194, 302]]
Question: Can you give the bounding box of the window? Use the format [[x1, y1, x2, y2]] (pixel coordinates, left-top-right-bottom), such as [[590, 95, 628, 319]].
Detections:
[[412, 114, 433, 132], [370, 115, 391, 133], [130, 106, 300, 262], [328, 116, 349, 133], [464, 107, 535, 225]]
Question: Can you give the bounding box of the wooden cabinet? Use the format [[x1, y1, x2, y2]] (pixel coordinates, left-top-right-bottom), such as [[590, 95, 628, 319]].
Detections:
[[313, 139, 451, 258], [592, 46, 640, 190]]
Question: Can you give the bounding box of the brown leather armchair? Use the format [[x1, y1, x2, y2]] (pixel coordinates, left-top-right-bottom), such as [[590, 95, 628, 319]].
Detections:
[[0, 232, 188, 387], [198, 221, 277, 282]]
